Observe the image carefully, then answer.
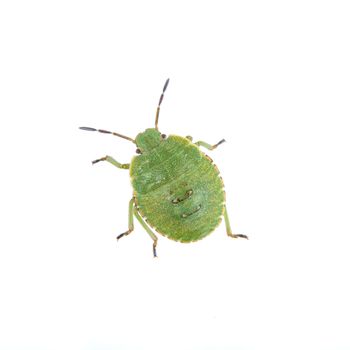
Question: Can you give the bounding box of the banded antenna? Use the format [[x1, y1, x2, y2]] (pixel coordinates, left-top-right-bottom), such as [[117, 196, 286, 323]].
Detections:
[[79, 127, 135, 143], [155, 78, 170, 130]]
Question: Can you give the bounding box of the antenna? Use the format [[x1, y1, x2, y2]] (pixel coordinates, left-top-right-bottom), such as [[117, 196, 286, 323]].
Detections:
[[79, 127, 135, 143], [155, 78, 170, 130]]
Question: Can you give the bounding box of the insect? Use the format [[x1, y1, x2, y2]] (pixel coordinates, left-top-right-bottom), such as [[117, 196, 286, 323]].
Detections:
[[80, 79, 248, 257]]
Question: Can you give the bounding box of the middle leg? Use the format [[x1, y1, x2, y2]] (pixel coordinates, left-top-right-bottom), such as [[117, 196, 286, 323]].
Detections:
[[117, 197, 135, 240]]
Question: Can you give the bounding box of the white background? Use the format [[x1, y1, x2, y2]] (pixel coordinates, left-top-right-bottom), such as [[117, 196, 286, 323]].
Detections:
[[1, 1, 349, 350]]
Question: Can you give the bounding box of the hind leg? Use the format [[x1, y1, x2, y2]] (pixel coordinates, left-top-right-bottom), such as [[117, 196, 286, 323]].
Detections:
[[133, 209, 158, 257], [223, 205, 248, 240]]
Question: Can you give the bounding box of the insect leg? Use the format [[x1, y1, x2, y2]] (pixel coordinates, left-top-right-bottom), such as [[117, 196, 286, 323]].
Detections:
[[133, 208, 158, 257], [223, 205, 249, 240], [91, 155, 129, 169], [117, 198, 135, 241], [194, 139, 226, 150]]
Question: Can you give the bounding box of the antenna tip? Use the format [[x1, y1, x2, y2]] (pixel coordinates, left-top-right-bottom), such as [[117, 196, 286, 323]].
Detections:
[[163, 78, 170, 92], [79, 127, 96, 131]]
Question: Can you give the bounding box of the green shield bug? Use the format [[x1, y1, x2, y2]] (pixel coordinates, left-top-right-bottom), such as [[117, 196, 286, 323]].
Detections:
[[80, 79, 248, 257]]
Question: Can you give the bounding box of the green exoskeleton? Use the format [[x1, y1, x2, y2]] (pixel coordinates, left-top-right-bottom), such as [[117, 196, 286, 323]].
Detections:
[[80, 79, 248, 257]]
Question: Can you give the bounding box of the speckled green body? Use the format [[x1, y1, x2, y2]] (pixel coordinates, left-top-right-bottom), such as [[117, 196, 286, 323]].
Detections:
[[130, 133, 225, 242], [80, 79, 248, 256]]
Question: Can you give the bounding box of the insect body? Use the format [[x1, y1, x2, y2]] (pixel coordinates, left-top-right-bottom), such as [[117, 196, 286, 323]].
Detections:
[[80, 79, 248, 257], [132, 131, 224, 243]]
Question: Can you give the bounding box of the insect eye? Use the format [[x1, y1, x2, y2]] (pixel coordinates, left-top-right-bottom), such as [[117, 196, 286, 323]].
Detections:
[[161, 134, 167, 139], [136, 148, 142, 154]]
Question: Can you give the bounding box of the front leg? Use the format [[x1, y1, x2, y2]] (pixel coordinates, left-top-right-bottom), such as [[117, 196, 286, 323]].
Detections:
[[92, 155, 129, 169], [186, 136, 226, 151]]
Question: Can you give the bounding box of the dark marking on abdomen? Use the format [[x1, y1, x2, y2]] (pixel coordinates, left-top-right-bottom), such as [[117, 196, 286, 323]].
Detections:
[[171, 189, 193, 204], [181, 204, 202, 218]]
